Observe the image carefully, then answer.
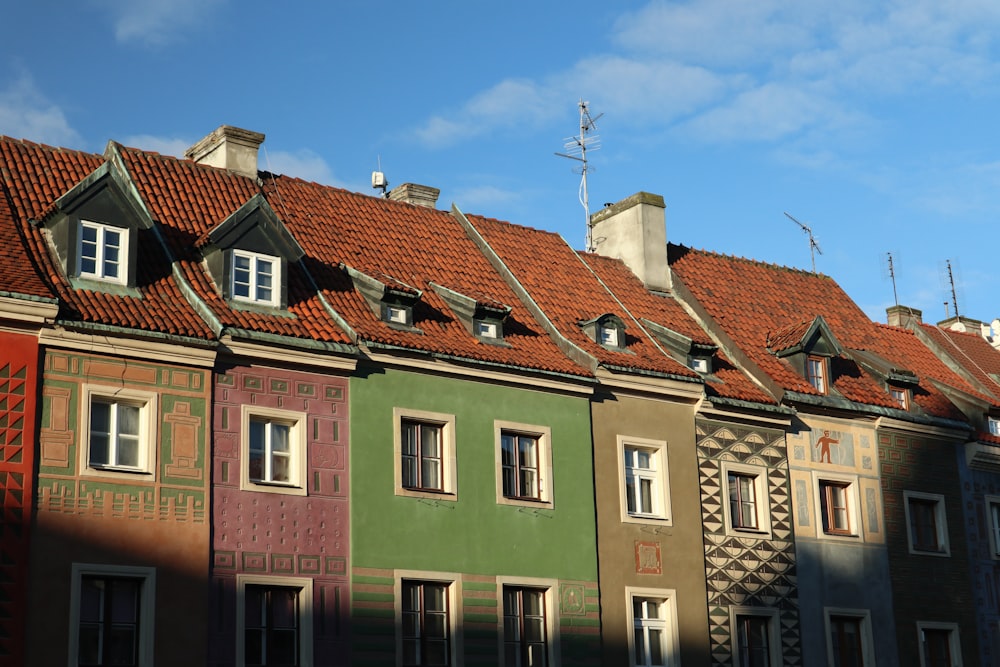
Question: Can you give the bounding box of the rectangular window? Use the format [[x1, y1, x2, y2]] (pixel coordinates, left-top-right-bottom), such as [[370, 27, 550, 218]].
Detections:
[[503, 587, 548, 667], [890, 388, 909, 410], [905, 492, 950, 556], [237, 575, 312, 667], [829, 616, 864, 667], [249, 418, 293, 485], [402, 420, 443, 492], [387, 305, 409, 325], [402, 581, 450, 667], [232, 250, 279, 306], [631, 594, 679, 667], [820, 481, 852, 535], [395, 409, 456, 500], [476, 321, 498, 338], [730, 607, 781, 667], [70, 564, 155, 667], [987, 496, 1000, 559], [501, 432, 540, 500], [495, 421, 553, 508], [89, 399, 141, 470], [81, 387, 156, 478], [918, 623, 960, 667], [807, 356, 827, 394], [990, 417, 1000, 437], [825, 609, 873, 667], [79, 220, 126, 283], [241, 406, 306, 496], [619, 436, 671, 524], [244, 585, 300, 667], [729, 472, 759, 530]]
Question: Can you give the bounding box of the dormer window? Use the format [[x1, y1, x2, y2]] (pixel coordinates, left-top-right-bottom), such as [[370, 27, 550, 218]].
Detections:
[[231, 250, 279, 306], [600, 325, 619, 347], [807, 356, 827, 394], [385, 304, 411, 326], [689, 356, 711, 374], [476, 320, 498, 339], [79, 221, 127, 284], [989, 418, 1000, 436], [890, 387, 910, 410]]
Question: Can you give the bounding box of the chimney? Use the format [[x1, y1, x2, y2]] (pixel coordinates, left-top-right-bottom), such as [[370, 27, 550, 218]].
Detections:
[[185, 125, 265, 179], [389, 183, 440, 208], [887, 305, 922, 328], [590, 192, 670, 291]]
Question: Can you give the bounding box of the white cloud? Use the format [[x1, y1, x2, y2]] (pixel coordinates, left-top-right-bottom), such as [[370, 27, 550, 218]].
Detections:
[[260, 148, 341, 187], [92, 0, 227, 46], [122, 134, 192, 158], [0, 73, 80, 146], [451, 185, 523, 210]]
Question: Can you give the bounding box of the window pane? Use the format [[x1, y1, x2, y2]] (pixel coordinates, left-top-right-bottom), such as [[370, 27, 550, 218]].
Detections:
[[648, 628, 664, 665], [271, 453, 290, 483], [109, 580, 138, 623], [401, 422, 418, 456], [501, 435, 516, 465], [117, 404, 140, 436], [117, 436, 140, 468], [519, 437, 537, 468], [640, 479, 654, 514], [421, 425, 441, 458], [637, 450, 652, 470], [626, 477, 637, 514], [421, 458, 441, 490]]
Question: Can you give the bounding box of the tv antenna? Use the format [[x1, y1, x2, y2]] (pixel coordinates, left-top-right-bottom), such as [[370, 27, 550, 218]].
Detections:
[[555, 99, 602, 252], [371, 155, 389, 198], [784, 211, 822, 273], [886, 252, 899, 306], [946, 259, 959, 318]]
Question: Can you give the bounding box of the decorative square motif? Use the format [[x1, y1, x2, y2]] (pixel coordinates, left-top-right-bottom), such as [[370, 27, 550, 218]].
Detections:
[[271, 554, 295, 574], [325, 386, 344, 401], [298, 555, 321, 574], [243, 376, 263, 391], [269, 379, 290, 395], [296, 383, 316, 397], [559, 584, 586, 616], [634, 541, 661, 575], [214, 551, 236, 570], [325, 556, 347, 576], [242, 552, 267, 573]]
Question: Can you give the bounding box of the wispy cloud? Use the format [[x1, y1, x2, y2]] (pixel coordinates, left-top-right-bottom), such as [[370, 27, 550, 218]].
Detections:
[[92, 0, 227, 47], [411, 0, 1000, 149], [122, 134, 192, 157], [261, 148, 341, 187], [0, 72, 80, 146]]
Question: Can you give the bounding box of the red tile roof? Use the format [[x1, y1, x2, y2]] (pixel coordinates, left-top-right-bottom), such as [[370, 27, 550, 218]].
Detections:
[[0, 137, 215, 339], [668, 243, 982, 419], [918, 323, 1000, 399]]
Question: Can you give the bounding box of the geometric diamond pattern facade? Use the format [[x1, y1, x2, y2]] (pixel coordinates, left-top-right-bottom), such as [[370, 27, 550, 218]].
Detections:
[[0, 355, 33, 667], [697, 419, 802, 667]]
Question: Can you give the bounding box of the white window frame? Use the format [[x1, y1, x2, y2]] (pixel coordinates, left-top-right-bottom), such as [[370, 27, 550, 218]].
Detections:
[[494, 421, 553, 508], [824, 607, 874, 667], [231, 249, 280, 307], [807, 355, 828, 394], [79, 384, 157, 479], [394, 570, 462, 667], [890, 387, 910, 410], [730, 606, 782, 667], [68, 562, 156, 667], [987, 495, 1000, 560], [689, 356, 710, 373], [240, 405, 307, 496], [497, 576, 559, 667], [78, 220, 128, 284], [722, 461, 771, 538], [476, 320, 499, 339], [903, 490, 951, 556], [990, 417, 1000, 437], [617, 435, 672, 525], [916, 621, 962, 667], [386, 305, 410, 325], [236, 574, 313, 667], [626, 587, 680, 667], [812, 472, 863, 541], [394, 408, 457, 500]]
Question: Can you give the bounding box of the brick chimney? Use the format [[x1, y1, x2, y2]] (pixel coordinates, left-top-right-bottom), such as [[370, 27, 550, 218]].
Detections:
[[185, 125, 265, 179], [886, 305, 922, 328], [389, 183, 440, 208], [590, 192, 670, 292]]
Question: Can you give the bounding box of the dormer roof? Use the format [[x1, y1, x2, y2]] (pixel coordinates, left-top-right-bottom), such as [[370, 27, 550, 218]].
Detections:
[[767, 316, 844, 359]]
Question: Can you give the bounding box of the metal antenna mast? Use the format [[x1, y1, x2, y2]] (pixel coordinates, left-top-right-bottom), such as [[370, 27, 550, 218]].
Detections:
[[556, 99, 603, 251], [887, 252, 899, 306], [784, 212, 823, 273], [946, 259, 959, 318]]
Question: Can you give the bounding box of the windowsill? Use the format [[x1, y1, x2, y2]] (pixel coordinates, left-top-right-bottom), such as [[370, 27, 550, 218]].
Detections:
[[397, 486, 457, 502], [622, 513, 672, 527], [228, 300, 294, 316], [727, 527, 771, 539], [245, 479, 307, 496], [497, 495, 554, 510], [83, 465, 154, 480], [909, 546, 950, 557]]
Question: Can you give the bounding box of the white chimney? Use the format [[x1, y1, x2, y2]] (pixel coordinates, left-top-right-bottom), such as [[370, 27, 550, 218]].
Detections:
[[886, 305, 922, 328], [185, 125, 265, 179], [389, 183, 440, 208], [590, 192, 670, 291]]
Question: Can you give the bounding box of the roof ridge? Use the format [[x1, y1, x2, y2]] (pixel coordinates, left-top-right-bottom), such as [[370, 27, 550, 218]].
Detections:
[[668, 241, 833, 278]]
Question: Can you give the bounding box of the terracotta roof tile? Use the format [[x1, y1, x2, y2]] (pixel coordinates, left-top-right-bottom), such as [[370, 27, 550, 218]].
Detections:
[[918, 324, 1000, 399], [668, 243, 979, 419]]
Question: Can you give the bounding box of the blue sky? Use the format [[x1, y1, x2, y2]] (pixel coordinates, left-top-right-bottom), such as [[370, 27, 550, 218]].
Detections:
[[3, 0, 1000, 325]]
